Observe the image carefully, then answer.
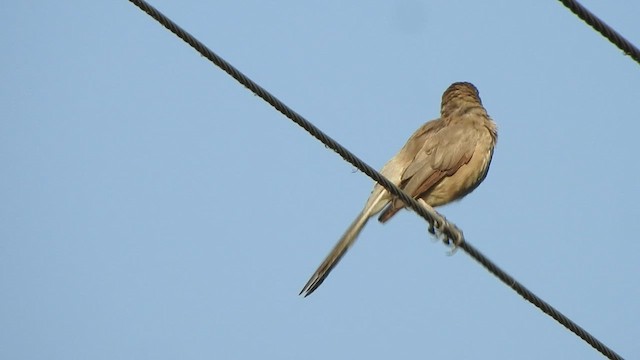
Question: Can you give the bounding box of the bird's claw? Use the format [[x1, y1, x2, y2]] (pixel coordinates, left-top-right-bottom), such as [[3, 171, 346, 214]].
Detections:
[[429, 216, 464, 254], [428, 220, 437, 235]]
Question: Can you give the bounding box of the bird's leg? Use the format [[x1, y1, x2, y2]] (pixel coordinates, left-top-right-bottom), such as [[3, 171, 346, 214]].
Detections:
[[417, 199, 464, 253], [417, 199, 440, 236]]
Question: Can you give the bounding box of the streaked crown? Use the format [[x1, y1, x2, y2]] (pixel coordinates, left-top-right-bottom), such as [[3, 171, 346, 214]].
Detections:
[[441, 82, 483, 117]]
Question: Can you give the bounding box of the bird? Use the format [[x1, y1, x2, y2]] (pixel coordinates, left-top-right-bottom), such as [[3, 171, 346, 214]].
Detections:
[[300, 82, 498, 297]]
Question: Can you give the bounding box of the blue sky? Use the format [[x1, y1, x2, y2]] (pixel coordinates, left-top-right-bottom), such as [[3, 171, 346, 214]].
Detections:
[[2, 1, 639, 359]]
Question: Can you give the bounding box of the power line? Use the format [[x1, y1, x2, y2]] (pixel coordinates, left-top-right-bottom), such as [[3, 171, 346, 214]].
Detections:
[[558, 0, 640, 65], [126, 1, 624, 359]]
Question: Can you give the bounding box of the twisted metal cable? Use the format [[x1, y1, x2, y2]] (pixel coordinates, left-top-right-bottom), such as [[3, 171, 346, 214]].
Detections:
[[462, 244, 623, 360], [127, 1, 624, 359], [127, 0, 450, 236], [558, 0, 640, 65]]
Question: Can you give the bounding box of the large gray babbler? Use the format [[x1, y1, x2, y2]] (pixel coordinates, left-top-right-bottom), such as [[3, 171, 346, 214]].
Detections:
[[300, 82, 498, 297]]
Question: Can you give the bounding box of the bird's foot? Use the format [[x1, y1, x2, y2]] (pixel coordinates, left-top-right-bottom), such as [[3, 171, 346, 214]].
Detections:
[[432, 216, 464, 254], [417, 199, 464, 252]]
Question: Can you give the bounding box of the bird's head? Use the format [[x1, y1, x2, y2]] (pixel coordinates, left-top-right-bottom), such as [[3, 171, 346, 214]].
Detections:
[[440, 82, 483, 117]]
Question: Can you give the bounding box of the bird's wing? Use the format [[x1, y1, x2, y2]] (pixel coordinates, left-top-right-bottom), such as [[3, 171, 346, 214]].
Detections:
[[378, 122, 478, 222]]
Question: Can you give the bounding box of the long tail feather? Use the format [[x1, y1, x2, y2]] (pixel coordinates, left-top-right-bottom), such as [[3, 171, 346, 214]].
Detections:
[[299, 210, 371, 297]]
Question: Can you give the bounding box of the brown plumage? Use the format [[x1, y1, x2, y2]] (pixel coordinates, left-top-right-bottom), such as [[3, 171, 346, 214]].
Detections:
[[300, 82, 498, 297]]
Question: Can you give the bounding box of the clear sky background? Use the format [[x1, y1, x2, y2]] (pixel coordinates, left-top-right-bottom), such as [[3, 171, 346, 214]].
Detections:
[[2, 1, 639, 359]]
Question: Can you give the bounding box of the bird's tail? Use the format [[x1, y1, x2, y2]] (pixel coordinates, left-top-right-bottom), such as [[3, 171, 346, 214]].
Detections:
[[300, 187, 391, 297], [299, 210, 371, 297]]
